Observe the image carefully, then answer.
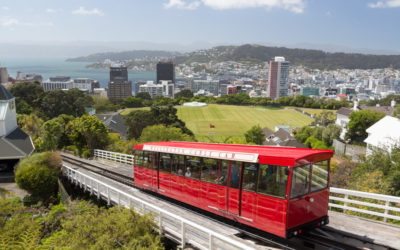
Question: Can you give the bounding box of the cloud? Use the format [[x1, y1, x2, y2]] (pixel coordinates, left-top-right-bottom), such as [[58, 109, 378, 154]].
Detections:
[[164, 0, 305, 13], [2, 6, 9, 11], [0, 17, 53, 28], [46, 8, 62, 13], [164, 0, 200, 10], [72, 6, 104, 16], [1, 17, 18, 27], [368, 0, 400, 8]]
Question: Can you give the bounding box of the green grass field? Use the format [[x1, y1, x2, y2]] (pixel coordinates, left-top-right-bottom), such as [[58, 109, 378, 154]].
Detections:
[[177, 104, 313, 137], [121, 104, 314, 141]]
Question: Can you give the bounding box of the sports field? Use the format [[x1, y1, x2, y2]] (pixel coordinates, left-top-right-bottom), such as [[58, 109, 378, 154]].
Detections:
[[177, 104, 313, 137], [121, 104, 314, 141]]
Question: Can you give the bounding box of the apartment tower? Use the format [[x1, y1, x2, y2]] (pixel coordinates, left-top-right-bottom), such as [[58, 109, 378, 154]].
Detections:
[[267, 57, 290, 99]]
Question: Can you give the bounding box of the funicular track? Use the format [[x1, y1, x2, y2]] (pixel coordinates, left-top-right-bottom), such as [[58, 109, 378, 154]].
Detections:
[[61, 153, 390, 250]]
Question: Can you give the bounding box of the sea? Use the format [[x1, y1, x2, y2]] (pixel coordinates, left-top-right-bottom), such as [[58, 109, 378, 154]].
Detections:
[[1, 57, 156, 88]]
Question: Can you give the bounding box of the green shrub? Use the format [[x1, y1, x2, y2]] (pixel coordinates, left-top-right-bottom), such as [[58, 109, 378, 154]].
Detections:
[[15, 152, 61, 201]]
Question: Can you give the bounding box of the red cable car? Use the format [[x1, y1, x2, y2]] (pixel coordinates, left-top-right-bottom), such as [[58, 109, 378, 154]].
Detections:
[[133, 141, 333, 238]]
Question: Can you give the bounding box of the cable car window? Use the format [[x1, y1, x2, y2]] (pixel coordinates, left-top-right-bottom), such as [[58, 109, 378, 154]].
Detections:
[[143, 151, 153, 169], [159, 153, 171, 173], [229, 161, 241, 189], [311, 161, 329, 192], [185, 156, 202, 180], [201, 158, 219, 184], [219, 160, 229, 186], [172, 154, 185, 176], [134, 150, 143, 167], [290, 164, 311, 199], [257, 165, 288, 199], [242, 163, 258, 192]]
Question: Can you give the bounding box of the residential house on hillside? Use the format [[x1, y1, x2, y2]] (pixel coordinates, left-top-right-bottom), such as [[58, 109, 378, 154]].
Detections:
[[335, 100, 396, 140], [262, 127, 307, 148], [0, 84, 35, 172], [96, 112, 128, 140], [335, 107, 353, 140], [364, 115, 400, 156]]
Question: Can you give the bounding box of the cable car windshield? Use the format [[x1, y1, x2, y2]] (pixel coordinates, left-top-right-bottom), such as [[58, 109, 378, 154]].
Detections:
[[290, 160, 329, 199]]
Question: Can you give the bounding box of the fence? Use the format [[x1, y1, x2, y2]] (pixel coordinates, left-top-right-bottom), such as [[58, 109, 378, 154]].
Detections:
[[62, 164, 254, 250], [329, 187, 400, 223], [332, 139, 366, 162], [94, 149, 134, 165]]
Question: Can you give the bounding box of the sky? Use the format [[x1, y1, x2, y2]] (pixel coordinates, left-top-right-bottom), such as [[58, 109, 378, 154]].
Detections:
[[0, 0, 400, 53]]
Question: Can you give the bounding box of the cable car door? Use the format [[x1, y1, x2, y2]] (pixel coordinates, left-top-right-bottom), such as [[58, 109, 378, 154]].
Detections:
[[227, 161, 242, 216]]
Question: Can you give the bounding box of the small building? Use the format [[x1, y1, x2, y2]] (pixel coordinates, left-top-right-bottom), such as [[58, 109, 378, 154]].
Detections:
[[364, 116, 400, 156], [96, 112, 128, 140], [0, 85, 35, 172], [335, 107, 353, 139], [262, 127, 307, 148], [300, 87, 319, 97]]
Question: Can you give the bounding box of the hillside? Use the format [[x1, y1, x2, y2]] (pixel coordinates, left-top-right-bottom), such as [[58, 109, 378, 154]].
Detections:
[[66, 50, 181, 62], [175, 44, 400, 69], [66, 44, 400, 69]]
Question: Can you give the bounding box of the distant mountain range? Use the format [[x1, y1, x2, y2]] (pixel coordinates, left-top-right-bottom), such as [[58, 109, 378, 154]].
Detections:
[[67, 44, 400, 69], [66, 50, 180, 62]]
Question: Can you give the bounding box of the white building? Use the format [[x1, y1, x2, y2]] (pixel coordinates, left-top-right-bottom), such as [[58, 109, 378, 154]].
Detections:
[[190, 80, 220, 96], [73, 78, 94, 93], [43, 77, 96, 93], [364, 116, 400, 156], [0, 85, 35, 162], [138, 81, 174, 98], [42, 76, 74, 91]]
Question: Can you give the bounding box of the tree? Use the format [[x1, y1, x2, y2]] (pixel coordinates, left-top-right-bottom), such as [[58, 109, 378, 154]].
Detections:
[[151, 104, 194, 136], [17, 114, 44, 146], [40, 115, 74, 151], [321, 124, 341, 146], [136, 92, 152, 101], [345, 110, 385, 142], [39, 89, 94, 119], [139, 125, 194, 142], [15, 152, 61, 201], [244, 125, 264, 145], [67, 115, 109, 155], [8, 81, 44, 114], [312, 111, 336, 126], [175, 89, 194, 99], [125, 110, 156, 139], [40, 203, 163, 249], [122, 97, 143, 108]]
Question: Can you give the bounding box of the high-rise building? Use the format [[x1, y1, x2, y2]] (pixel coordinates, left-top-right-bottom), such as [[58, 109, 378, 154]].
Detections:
[[156, 62, 175, 83], [267, 57, 290, 99], [108, 66, 132, 99], [0, 67, 8, 84], [110, 66, 128, 83]]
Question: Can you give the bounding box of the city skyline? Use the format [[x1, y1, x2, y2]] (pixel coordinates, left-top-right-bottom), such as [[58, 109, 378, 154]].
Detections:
[[0, 0, 400, 55]]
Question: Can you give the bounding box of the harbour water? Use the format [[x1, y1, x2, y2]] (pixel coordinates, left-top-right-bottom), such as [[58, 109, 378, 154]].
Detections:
[[1, 57, 156, 88]]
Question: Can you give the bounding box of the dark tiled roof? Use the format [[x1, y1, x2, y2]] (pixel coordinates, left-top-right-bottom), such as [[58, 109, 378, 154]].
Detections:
[[359, 105, 394, 116], [336, 107, 353, 116], [107, 114, 128, 138], [0, 127, 34, 159], [97, 112, 128, 139], [262, 127, 274, 138], [274, 128, 294, 141], [0, 84, 14, 100]]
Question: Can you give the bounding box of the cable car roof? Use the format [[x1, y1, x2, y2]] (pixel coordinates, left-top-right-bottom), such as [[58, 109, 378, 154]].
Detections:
[[134, 141, 333, 167]]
